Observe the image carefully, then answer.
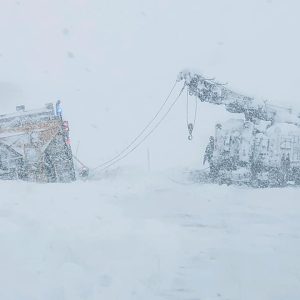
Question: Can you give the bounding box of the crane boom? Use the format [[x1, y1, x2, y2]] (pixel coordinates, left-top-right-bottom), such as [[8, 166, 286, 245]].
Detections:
[[178, 70, 300, 126]]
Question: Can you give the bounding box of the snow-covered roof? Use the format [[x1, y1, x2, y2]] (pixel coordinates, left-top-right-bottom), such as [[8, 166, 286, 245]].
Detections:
[[0, 105, 56, 129]]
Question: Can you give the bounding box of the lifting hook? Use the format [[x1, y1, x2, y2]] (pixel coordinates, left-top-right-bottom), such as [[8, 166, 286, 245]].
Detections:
[[188, 123, 194, 141]]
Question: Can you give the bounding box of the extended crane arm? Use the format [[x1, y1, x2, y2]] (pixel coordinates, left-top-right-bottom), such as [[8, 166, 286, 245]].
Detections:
[[178, 70, 300, 126]]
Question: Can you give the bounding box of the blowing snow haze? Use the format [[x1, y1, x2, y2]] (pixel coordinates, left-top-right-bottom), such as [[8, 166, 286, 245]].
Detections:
[[2, 1, 300, 300], [1, 0, 300, 170]]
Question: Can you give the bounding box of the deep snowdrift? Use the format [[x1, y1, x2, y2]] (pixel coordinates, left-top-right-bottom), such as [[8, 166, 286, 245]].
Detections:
[[1, 169, 300, 300]]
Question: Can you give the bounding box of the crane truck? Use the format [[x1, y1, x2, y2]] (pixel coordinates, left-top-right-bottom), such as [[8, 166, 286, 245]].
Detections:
[[179, 70, 300, 186]]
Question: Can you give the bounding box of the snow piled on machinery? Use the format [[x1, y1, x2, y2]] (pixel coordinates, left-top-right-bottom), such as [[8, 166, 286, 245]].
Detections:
[[0, 103, 76, 182], [179, 70, 300, 187]]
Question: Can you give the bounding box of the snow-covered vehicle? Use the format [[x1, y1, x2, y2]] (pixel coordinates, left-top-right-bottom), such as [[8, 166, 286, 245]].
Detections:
[[0, 104, 76, 182], [179, 70, 300, 186], [210, 119, 300, 186]]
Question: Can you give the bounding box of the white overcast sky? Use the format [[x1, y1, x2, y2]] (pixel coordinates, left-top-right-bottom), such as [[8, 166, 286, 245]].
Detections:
[[1, 0, 300, 169]]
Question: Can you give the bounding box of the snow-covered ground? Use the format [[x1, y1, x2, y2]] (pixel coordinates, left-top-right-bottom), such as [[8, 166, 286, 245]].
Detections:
[[1, 169, 300, 300]]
